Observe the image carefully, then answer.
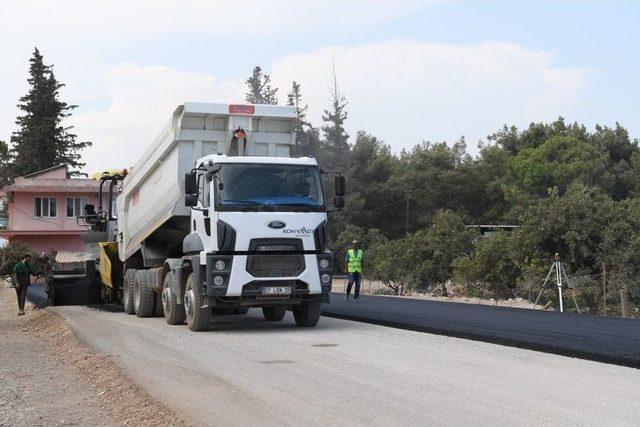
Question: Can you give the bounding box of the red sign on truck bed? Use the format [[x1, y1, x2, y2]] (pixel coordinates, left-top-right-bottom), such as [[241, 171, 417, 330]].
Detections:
[[229, 104, 255, 115]]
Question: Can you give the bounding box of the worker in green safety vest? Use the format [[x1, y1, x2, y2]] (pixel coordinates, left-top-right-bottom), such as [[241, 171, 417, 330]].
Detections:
[[344, 240, 364, 301]]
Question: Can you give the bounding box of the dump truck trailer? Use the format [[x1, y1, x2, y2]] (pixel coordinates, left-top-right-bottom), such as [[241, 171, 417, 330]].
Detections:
[[88, 103, 344, 331]]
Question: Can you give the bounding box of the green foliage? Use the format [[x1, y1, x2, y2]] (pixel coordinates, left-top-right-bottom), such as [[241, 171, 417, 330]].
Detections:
[[598, 198, 640, 275], [0, 242, 36, 278], [245, 66, 278, 105], [512, 184, 615, 273], [505, 135, 608, 200], [367, 237, 413, 295], [321, 78, 349, 171], [0, 140, 11, 187], [366, 211, 476, 294], [422, 210, 478, 290], [453, 232, 520, 298], [10, 48, 91, 177]]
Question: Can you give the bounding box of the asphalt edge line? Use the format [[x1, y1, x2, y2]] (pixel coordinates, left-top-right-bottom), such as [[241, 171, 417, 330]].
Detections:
[[321, 311, 640, 370]]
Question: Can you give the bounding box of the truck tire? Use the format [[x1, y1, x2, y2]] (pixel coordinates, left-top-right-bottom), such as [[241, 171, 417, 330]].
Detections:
[[153, 293, 164, 317], [123, 269, 136, 315], [262, 306, 286, 321], [293, 298, 321, 327], [162, 273, 185, 325], [184, 273, 210, 331], [133, 270, 154, 318]]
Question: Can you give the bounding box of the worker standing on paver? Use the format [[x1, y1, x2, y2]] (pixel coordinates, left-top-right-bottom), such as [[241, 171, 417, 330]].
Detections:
[[13, 255, 35, 316], [344, 240, 364, 301]]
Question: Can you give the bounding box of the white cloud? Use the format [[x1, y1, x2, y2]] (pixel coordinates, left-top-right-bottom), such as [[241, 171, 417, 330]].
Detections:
[[1, 0, 435, 39], [75, 64, 244, 172], [44, 40, 592, 173], [270, 40, 591, 151]]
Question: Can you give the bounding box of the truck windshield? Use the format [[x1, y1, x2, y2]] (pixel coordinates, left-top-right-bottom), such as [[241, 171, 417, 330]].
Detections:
[[215, 163, 325, 211]]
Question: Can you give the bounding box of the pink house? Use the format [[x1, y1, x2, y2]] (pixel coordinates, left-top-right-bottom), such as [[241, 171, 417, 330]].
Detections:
[[0, 165, 104, 254]]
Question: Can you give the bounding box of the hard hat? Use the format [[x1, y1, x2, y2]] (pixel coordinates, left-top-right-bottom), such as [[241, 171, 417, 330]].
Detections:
[[352, 239, 360, 244]]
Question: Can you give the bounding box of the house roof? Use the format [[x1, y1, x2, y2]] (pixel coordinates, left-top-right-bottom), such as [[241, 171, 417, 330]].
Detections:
[[0, 164, 100, 195], [23, 164, 68, 178], [0, 179, 100, 194]]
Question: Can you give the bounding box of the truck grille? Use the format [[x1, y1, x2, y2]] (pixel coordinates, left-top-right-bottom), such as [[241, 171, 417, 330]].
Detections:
[[246, 240, 305, 278]]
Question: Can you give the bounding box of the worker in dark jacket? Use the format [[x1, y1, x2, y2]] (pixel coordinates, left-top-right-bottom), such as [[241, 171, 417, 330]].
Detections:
[[13, 255, 35, 316]]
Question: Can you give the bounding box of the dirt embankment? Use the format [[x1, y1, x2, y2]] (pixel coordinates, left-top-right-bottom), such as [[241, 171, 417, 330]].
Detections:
[[0, 284, 183, 426]]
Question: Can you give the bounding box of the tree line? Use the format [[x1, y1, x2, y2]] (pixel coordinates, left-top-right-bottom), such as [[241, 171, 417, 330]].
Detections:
[[246, 65, 640, 314]]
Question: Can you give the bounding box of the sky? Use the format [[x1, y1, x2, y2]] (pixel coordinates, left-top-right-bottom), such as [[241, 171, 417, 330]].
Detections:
[[1, 0, 639, 174]]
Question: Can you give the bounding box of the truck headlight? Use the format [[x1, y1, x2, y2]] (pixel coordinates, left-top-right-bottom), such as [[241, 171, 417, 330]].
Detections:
[[321, 274, 331, 284], [213, 276, 224, 286], [215, 260, 226, 271], [319, 259, 330, 269]]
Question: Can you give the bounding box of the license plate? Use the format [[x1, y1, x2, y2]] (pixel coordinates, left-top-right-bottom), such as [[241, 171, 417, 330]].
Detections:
[[261, 286, 292, 296]]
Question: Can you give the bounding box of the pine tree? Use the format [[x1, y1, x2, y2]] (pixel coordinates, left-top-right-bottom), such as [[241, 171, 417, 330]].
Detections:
[[10, 48, 91, 177], [321, 64, 350, 170], [287, 81, 322, 159], [0, 141, 11, 187], [245, 66, 278, 105], [0, 140, 9, 221], [287, 81, 310, 133]]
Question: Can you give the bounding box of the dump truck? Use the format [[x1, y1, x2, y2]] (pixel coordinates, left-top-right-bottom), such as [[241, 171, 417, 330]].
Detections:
[[84, 102, 344, 331]]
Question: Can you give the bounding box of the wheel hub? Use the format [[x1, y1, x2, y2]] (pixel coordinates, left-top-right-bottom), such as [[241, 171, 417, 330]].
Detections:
[[184, 289, 195, 316], [162, 287, 171, 312]]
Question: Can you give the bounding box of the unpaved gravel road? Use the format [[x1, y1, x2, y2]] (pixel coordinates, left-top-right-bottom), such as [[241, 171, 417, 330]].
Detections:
[[0, 287, 181, 426], [53, 304, 640, 426], [0, 289, 116, 426]]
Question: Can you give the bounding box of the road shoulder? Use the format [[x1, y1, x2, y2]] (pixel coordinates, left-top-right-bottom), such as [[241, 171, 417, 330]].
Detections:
[[0, 286, 182, 426]]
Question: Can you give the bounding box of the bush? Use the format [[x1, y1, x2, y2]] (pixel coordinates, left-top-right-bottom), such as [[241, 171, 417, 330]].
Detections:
[[453, 232, 520, 299], [0, 242, 36, 278]]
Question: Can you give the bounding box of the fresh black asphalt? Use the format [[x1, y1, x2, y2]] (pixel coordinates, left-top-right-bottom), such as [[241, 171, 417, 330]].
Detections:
[[27, 284, 639, 368], [322, 293, 640, 369]]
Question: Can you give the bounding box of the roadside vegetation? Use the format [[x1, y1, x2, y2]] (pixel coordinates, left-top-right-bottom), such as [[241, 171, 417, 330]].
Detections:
[[248, 67, 640, 316]]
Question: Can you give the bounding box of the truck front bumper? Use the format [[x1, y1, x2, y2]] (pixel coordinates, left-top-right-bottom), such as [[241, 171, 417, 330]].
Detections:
[[202, 252, 332, 299]]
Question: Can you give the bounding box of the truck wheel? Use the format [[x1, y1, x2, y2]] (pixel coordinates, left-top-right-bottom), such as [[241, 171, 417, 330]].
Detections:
[[123, 269, 136, 314], [184, 273, 210, 331], [262, 306, 286, 321], [133, 270, 154, 318], [162, 273, 185, 325], [293, 298, 321, 327]]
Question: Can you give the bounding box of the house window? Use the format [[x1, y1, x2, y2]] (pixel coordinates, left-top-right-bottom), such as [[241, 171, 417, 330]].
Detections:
[[34, 197, 57, 218], [66, 197, 89, 217]]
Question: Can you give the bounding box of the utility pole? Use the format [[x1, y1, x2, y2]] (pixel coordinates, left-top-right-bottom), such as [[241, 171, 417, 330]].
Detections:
[[404, 189, 410, 235], [620, 287, 628, 318], [602, 262, 607, 316]]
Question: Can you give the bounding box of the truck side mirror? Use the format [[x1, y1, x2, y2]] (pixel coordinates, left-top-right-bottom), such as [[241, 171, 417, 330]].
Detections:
[[334, 196, 345, 209], [184, 172, 197, 195], [335, 175, 345, 196], [185, 194, 198, 207]]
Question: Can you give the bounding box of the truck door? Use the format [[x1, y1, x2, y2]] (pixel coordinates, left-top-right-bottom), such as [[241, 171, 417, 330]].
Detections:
[[192, 171, 216, 250]]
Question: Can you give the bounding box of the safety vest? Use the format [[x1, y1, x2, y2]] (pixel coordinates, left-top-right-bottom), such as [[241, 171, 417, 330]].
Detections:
[[347, 249, 363, 273]]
